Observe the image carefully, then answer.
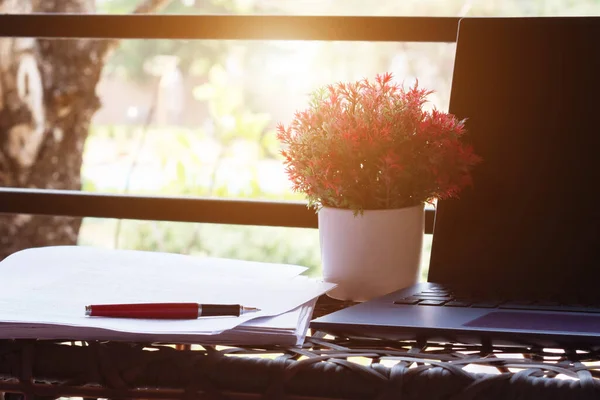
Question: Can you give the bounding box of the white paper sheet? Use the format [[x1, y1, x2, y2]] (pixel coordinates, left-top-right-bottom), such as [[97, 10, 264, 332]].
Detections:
[[0, 246, 307, 279], [0, 246, 334, 336]]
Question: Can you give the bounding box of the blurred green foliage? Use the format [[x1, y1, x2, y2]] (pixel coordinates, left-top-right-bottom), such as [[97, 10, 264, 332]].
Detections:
[[81, 48, 320, 273], [97, 0, 253, 83], [81, 116, 322, 274]]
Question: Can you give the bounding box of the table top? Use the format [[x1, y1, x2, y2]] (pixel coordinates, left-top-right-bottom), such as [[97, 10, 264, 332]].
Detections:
[[0, 295, 599, 400]]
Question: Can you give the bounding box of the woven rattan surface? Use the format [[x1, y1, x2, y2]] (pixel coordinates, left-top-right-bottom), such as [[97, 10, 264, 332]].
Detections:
[[0, 296, 599, 400]]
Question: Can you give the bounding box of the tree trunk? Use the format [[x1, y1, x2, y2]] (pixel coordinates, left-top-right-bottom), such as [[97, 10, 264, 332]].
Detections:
[[0, 0, 171, 261]]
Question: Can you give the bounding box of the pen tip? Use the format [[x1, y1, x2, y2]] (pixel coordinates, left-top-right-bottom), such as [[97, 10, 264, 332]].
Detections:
[[241, 306, 260, 314]]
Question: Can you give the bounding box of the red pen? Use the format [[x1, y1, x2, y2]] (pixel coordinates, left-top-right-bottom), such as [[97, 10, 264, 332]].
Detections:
[[85, 303, 260, 319]]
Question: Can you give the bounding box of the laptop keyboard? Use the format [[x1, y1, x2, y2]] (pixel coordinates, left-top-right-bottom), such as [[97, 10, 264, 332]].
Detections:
[[393, 286, 600, 313]]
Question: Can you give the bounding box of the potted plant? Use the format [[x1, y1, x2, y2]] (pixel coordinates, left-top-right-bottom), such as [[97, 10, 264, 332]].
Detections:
[[277, 73, 480, 301]]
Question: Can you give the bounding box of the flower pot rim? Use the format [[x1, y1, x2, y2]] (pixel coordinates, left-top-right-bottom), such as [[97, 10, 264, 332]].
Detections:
[[320, 204, 424, 213]]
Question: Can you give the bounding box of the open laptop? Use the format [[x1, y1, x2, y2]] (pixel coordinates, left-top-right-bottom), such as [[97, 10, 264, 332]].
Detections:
[[311, 17, 600, 348]]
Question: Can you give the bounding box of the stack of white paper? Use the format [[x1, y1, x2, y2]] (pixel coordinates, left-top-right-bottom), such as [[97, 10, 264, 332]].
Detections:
[[0, 246, 335, 346]]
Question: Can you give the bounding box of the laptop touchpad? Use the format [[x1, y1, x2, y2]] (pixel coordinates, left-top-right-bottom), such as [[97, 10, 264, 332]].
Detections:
[[464, 311, 600, 333]]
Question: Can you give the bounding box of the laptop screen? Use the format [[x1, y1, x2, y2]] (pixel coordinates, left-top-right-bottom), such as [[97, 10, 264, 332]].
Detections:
[[428, 18, 600, 293]]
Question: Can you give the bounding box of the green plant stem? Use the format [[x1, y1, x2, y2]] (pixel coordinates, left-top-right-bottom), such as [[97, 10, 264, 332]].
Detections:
[[113, 77, 159, 249]]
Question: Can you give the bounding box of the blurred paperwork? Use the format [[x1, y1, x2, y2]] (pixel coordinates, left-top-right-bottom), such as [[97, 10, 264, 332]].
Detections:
[[0, 246, 334, 345]]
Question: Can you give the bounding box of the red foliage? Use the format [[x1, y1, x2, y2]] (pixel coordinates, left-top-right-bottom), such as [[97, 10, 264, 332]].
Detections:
[[277, 73, 481, 213]]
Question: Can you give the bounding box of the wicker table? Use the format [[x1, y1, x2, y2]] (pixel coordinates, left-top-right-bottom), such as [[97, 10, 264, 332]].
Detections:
[[1, 296, 599, 400]]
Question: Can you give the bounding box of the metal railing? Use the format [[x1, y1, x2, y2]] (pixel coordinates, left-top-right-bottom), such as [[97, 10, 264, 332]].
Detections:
[[0, 14, 459, 233]]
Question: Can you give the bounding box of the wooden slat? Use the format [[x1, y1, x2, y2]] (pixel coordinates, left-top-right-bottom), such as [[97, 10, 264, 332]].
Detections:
[[0, 15, 459, 42], [0, 188, 435, 233]]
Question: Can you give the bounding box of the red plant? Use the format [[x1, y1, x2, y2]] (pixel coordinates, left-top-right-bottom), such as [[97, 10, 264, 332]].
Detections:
[[277, 73, 481, 213]]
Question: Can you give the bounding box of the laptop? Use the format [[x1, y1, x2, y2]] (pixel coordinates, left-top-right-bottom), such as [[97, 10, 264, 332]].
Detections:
[[311, 17, 600, 348]]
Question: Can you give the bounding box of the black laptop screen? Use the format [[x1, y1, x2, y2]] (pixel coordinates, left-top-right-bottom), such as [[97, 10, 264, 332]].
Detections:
[[428, 18, 600, 293]]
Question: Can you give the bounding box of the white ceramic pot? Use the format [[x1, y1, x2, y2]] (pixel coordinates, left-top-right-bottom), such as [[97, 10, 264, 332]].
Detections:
[[318, 204, 424, 301]]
